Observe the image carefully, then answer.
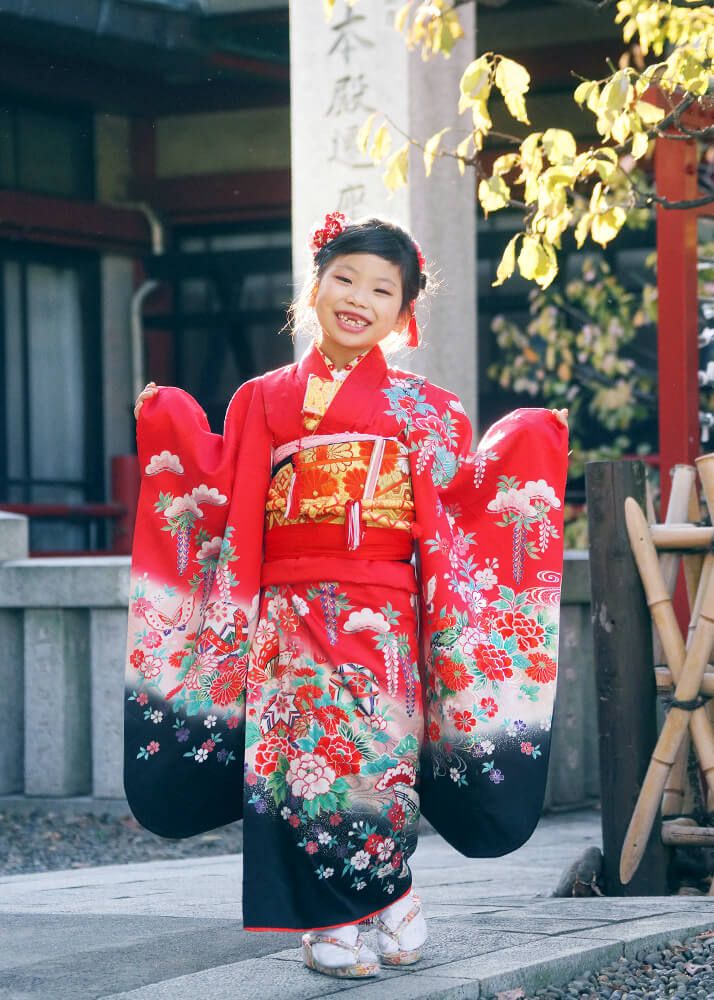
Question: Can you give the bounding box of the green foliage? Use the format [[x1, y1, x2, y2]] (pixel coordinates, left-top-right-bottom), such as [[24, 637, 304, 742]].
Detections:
[[490, 251, 658, 545], [338, 0, 714, 286]]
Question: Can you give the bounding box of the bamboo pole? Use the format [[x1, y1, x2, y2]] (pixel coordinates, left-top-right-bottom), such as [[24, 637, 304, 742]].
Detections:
[[649, 525, 714, 549], [683, 481, 705, 607], [646, 476, 657, 524], [623, 499, 714, 773], [656, 668, 714, 695], [660, 467, 697, 818], [660, 466, 696, 592], [619, 488, 714, 884], [661, 822, 714, 846]]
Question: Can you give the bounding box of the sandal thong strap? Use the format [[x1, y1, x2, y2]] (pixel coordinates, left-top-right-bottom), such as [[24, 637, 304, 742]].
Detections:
[[304, 932, 364, 959], [374, 894, 422, 944]]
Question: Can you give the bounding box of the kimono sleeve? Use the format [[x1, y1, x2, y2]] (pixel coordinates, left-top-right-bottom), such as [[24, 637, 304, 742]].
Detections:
[[409, 390, 568, 858], [123, 379, 271, 838]]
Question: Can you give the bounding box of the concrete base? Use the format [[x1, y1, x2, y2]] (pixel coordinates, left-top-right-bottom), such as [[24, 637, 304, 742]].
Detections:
[[0, 511, 28, 562], [0, 795, 132, 818]]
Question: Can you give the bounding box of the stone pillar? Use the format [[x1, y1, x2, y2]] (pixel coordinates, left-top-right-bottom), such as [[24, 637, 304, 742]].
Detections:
[[90, 608, 130, 798], [0, 510, 28, 562], [0, 610, 24, 793], [24, 609, 91, 796], [289, 0, 478, 424], [0, 512, 28, 793]]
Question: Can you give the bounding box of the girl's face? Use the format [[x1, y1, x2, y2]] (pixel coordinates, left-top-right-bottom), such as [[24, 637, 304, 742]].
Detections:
[[312, 253, 410, 367]]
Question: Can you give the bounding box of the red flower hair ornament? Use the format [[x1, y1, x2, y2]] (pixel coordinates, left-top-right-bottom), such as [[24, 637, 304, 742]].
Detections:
[[308, 211, 425, 349], [308, 211, 350, 255]]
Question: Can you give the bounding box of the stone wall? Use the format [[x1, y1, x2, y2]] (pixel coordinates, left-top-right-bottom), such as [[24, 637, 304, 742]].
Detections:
[[0, 512, 597, 810]]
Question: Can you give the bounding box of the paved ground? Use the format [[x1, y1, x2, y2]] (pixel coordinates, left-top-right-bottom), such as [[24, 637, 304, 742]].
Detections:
[[0, 809, 712, 1000]]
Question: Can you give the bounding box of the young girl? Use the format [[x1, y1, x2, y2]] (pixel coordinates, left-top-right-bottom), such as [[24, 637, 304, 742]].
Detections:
[[126, 214, 568, 979]]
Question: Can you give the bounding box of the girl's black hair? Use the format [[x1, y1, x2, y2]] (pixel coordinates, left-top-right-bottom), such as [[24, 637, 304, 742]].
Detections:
[[313, 216, 427, 313]]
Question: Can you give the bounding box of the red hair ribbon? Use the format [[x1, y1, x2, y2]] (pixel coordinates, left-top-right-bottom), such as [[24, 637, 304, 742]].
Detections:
[[407, 301, 419, 348]]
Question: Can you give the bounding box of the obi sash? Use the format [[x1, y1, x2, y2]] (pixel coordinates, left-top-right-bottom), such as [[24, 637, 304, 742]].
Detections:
[[265, 431, 415, 560]]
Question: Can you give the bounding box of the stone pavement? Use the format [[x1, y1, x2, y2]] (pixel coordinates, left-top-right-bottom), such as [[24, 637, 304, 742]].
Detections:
[[0, 809, 712, 1000]]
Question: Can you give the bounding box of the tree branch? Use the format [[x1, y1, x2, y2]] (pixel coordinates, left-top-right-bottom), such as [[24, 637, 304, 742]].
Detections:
[[645, 191, 714, 210], [628, 171, 714, 211]]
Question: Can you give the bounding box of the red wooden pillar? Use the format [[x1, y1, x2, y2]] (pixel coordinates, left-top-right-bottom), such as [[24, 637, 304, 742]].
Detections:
[[655, 135, 700, 513]]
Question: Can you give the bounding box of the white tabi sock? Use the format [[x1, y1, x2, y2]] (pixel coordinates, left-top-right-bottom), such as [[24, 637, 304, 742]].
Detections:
[[376, 889, 427, 956], [310, 923, 377, 970]]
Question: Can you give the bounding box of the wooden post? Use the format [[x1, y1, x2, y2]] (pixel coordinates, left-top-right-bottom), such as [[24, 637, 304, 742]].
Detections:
[[586, 459, 671, 895]]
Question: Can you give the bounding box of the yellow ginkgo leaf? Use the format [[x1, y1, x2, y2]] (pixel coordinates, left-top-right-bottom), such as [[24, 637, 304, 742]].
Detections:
[[519, 132, 542, 167], [517, 235, 543, 280], [536, 242, 558, 289], [494, 56, 531, 124], [478, 175, 511, 216], [471, 99, 492, 135], [574, 211, 592, 248], [591, 205, 627, 246], [493, 233, 520, 287], [611, 112, 632, 144], [460, 56, 492, 99], [574, 80, 598, 107], [455, 134, 473, 176], [492, 153, 519, 177], [433, 9, 465, 58], [518, 235, 557, 288], [601, 71, 632, 113], [541, 128, 577, 165], [357, 113, 377, 155], [630, 129, 650, 160], [424, 127, 450, 177], [635, 100, 665, 125], [369, 123, 392, 163], [394, 1, 413, 33], [384, 143, 410, 192]]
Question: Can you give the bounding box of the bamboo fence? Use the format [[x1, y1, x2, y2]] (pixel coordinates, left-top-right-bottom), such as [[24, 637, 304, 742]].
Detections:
[[620, 460, 714, 892]]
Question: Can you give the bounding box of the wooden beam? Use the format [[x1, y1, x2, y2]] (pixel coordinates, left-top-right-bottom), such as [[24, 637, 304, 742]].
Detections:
[[655, 135, 700, 513], [0, 41, 287, 115], [585, 459, 672, 895], [131, 169, 291, 225], [0, 190, 150, 254]]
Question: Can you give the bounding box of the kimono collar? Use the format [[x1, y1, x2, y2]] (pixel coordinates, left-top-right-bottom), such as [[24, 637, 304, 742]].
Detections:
[[298, 340, 387, 386], [316, 345, 368, 382]]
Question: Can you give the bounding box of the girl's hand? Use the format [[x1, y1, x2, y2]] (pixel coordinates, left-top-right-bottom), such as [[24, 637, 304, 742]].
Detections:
[[551, 408, 568, 427], [134, 382, 159, 421]]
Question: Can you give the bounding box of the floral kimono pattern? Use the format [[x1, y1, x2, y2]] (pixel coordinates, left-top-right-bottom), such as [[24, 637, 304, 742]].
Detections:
[[124, 342, 568, 931]]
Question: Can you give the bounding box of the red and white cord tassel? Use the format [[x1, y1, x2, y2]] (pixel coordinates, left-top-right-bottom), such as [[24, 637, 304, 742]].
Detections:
[[345, 499, 362, 551], [286, 469, 301, 520]]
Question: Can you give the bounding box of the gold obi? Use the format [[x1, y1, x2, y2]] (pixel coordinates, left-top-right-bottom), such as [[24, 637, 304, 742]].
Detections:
[[265, 438, 415, 532]]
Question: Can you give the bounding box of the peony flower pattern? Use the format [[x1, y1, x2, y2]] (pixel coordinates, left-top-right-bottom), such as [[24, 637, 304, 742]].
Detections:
[[241, 581, 422, 897]]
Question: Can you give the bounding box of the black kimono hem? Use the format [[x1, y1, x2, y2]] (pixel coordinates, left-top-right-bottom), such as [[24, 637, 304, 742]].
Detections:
[[242, 883, 413, 933]]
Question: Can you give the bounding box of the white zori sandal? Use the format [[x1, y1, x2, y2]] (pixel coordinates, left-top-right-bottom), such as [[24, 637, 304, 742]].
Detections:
[[373, 890, 427, 966], [302, 924, 379, 978]]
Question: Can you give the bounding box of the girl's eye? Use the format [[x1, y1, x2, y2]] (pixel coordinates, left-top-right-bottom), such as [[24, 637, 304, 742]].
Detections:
[[336, 276, 351, 283], [375, 289, 391, 296]]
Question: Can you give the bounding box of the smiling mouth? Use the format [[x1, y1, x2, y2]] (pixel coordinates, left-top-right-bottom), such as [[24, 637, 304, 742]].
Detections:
[[336, 312, 369, 330]]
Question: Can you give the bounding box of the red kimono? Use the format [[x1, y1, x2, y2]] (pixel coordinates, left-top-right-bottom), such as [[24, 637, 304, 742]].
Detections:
[[124, 343, 568, 931]]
